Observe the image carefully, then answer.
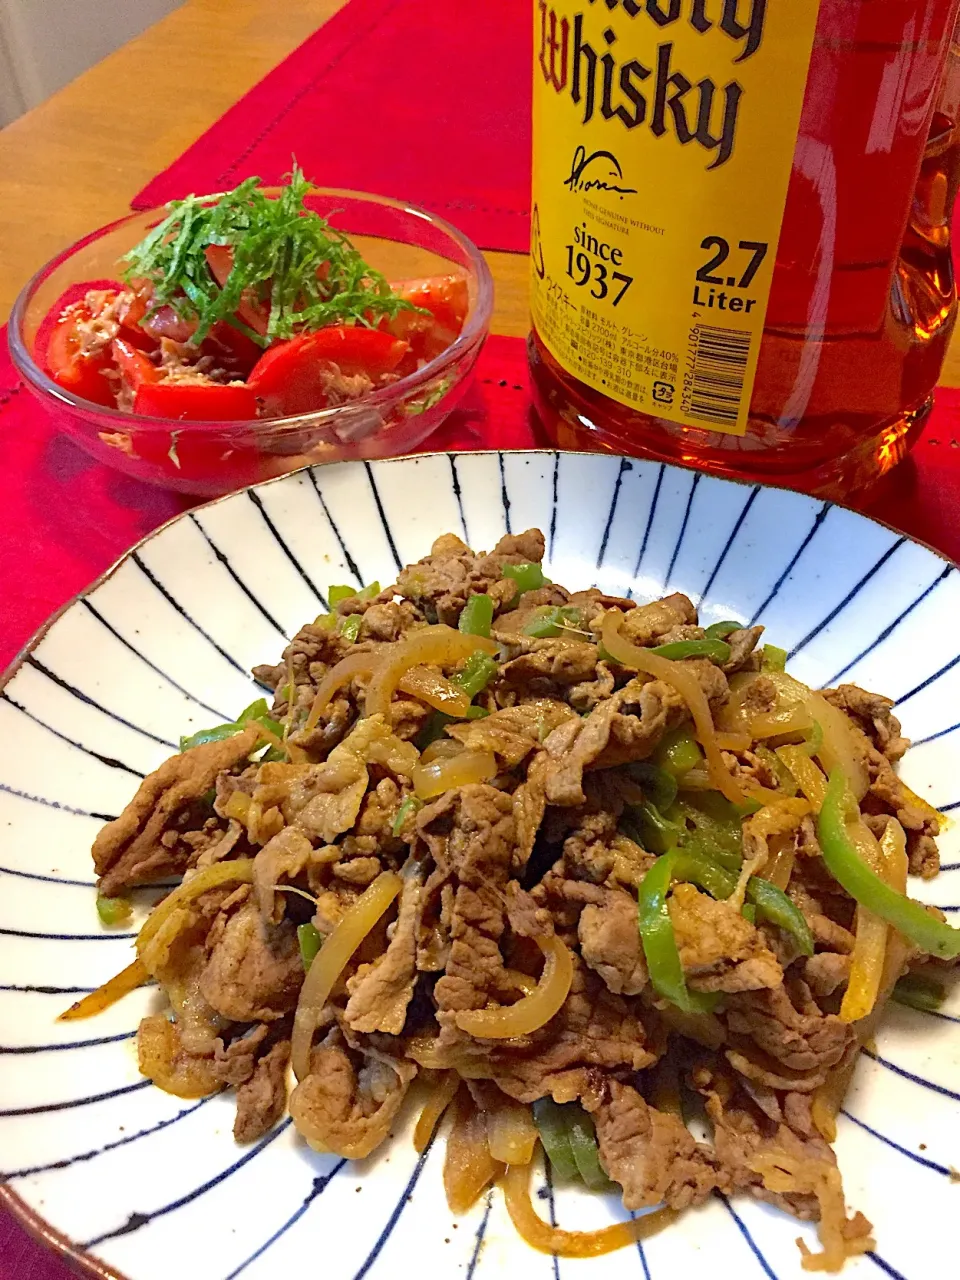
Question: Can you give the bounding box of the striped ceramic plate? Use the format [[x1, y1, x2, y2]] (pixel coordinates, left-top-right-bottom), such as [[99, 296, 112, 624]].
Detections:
[[1, 451, 957, 1280]]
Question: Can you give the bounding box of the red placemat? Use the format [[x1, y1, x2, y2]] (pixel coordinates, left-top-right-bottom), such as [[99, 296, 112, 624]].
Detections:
[[2, 326, 959, 683], [0, 332, 540, 675], [1, 330, 959, 1278], [132, 0, 532, 254]]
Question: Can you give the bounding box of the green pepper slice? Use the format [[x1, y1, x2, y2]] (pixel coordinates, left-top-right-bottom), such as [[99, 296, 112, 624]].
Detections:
[[892, 973, 946, 1012], [704, 621, 740, 640], [818, 769, 960, 960], [502, 562, 548, 594], [459, 593, 495, 638], [532, 1098, 580, 1182], [637, 853, 720, 1014], [649, 638, 731, 663], [297, 922, 322, 972]]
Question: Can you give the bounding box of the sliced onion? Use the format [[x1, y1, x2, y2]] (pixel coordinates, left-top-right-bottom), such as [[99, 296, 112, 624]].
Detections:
[[840, 816, 906, 1023], [812, 819, 909, 1139], [760, 843, 796, 892], [776, 746, 828, 807], [304, 650, 379, 733], [601, 612, 748, 806], [399, 665, 472, 716], [455, 935, 573, 1039], [136, 859, 255, 958], [805, 692, 870, 801], [720, 671, 815, 742], [420, 738, 465, 765], [444, 1089, 504, 1213], [412, 749, 497, 800], [58, 957, 148, 1022], [413, 1070, 460, 1153], [485, 1097, 539, 1166], [365, 625, 498, 720], [291, 870, 402, 1080], [502, 1157, 677, 1258]]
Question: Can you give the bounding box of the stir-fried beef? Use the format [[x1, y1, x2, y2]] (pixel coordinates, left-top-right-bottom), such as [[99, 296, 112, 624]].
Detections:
[[591, 1081, 718, 1210], [94, 526, 946, 1270], [93, 725, 260, 896], [200, 896, 303, 1023]]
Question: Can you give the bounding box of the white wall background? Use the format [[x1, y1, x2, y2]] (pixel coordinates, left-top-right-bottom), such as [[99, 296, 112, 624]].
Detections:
[[0, 0, 184, 126]]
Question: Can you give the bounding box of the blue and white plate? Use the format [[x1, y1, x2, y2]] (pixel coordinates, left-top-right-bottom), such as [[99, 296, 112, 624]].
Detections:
[[1, 451, 957, 1280]]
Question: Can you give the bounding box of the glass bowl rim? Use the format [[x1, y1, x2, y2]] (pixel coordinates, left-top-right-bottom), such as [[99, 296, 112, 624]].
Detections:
[[7, 186, 494, 432]]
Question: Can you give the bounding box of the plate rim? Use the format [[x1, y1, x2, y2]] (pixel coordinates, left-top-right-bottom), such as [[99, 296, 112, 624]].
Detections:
[[4, 449, 955, 697], [1, 447, 956, 1276]]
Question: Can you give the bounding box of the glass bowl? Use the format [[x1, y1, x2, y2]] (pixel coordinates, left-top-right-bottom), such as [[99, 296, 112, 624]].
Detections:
[[7, 189, 493, 496]]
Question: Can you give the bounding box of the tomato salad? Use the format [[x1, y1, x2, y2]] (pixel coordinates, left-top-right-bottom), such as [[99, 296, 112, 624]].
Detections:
[[43, 171, 468, 425]]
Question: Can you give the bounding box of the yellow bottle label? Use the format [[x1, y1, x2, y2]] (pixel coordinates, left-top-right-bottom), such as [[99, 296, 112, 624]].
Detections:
[[531, 0, 821, 436]]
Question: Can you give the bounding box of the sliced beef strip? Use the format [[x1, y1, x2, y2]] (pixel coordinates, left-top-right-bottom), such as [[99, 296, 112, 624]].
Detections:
[[432, 786, 517, 1036], [722, 626, 765, 675], [724, 978, 854, 1085], [446, 700, 576, 767], [288, 1029, 416, 1159], [862, 747, 940, 878], [614, 594, 698, 646], [234, 1038, 291, 1143], [344, 864, 422, 1035], [578, 889, 648, 995], [802, 952, 851, 998], [821, 684, 909, 762], [93, 725, 260, 896], [497, 641, 602, 692], [669, 884, 783, 993], [568, 661, 616, 713], [482, 959, 659, 1104], [252, 622, 358, 695], [212, 1023, 271, 1087], [253, 827, 314, 924], [590, 1080, 718, 1210], [542, 677, 687, 806], [692, 1061, 827, 1220], [200, 897, 304, 1023], [396, 529, 545, 625], [512, 749, 550, 872]]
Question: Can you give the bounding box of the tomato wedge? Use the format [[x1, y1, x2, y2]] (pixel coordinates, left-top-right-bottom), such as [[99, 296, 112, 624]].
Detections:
[[247, 326, 410, 416], [204, 245, 270, 337], [112, 336, 161, 389], [388, 274, 469, 367], [46, 302, 118, 406], [133, 382, 258, 422]]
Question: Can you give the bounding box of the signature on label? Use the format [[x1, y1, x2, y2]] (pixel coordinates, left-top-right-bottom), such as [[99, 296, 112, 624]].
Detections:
[[563, 146, 638, 195]]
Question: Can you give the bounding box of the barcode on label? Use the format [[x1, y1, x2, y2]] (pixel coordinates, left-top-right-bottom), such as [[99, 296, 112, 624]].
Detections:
[[686, 324, 752, 427]]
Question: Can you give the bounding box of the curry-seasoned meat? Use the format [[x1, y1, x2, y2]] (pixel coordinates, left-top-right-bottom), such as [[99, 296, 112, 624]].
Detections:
[[93, 725, 260, 896], [289, 1030, 416, 1160], [234, 1037, 291, 1144], [396, 529, 546, 625], [821, 684, 908, 762], [591, 1080, 718, 1210], [97, 525, 939, 1268], [670, 883, 784, 994], [431, 785, 517, 1034], [200, 897, 303, 1023], [578, 889, 648, 995], [344, 864, 422, 1035]]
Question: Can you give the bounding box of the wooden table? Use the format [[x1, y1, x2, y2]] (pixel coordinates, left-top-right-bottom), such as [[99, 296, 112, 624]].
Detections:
[[0, 0, 956, 382], [0, 0, 528, 337]]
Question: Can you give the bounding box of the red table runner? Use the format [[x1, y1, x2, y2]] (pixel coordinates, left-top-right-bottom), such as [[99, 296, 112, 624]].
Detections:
[[0, 333, 540, 674], [4, 0, 960, 1273], [133, 0, 533, 254], [2, 325, 959, 679]]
